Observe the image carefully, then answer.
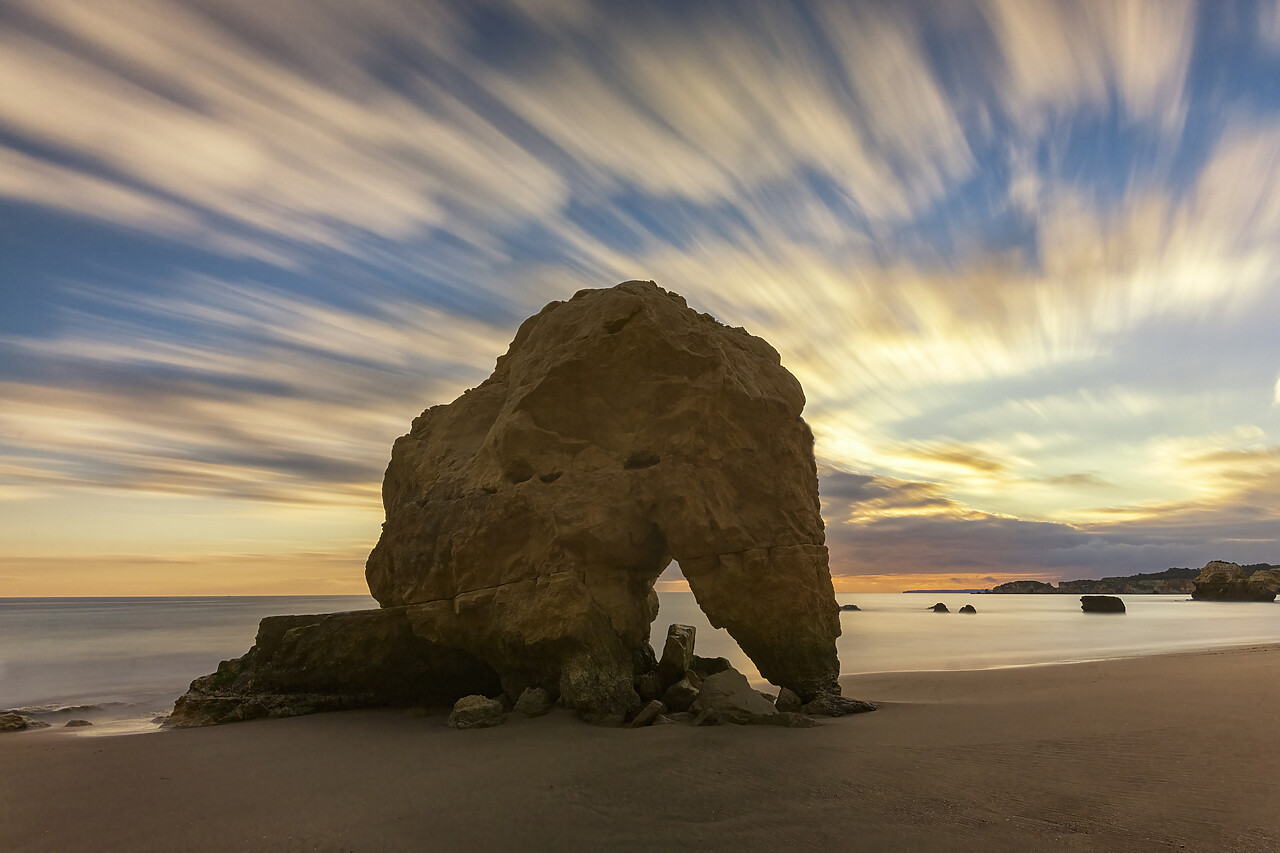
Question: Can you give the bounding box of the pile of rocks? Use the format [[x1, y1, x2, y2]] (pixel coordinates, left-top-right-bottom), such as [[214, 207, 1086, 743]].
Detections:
[[446, 624, 875, 730]]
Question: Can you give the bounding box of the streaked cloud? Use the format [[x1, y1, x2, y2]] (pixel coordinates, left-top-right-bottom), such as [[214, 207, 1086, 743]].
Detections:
[[0, 0, 564, 254], [982, 0, 1194, 130], [0, 279, 510, 505], [482, 1, 971, 220], [2, 0, 1279, 592]]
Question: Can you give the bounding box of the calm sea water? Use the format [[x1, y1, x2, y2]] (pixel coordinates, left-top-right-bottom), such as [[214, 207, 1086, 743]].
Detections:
[[2, 593, 1277, 726]]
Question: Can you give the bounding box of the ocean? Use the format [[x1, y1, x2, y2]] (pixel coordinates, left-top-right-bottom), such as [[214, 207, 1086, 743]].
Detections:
[[3, 592, 1277, 731]]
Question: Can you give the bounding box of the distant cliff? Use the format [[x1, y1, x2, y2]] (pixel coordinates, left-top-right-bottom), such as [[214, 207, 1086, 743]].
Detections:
[[992, 563, 1280, 595], [1058, 569, 1197, 595], [992, 568, 1199, 595], [990, 580, 1057, 594]]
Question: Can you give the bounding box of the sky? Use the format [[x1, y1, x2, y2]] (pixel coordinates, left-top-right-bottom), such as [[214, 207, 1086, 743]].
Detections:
[[2, 0, 1280, 596]]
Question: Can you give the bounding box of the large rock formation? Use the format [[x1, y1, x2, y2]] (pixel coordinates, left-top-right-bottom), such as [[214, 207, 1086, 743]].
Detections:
[[1192, 561, 1279, 602], [171, 281, 852, 725], [365, 280, 841, 717]]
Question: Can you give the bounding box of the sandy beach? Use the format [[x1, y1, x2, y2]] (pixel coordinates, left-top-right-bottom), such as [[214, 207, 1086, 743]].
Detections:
[[2, 645, 1277, 852]]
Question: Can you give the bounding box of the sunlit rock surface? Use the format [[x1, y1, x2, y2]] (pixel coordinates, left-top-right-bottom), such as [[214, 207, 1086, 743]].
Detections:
[[1192, 561, 1279, 602]]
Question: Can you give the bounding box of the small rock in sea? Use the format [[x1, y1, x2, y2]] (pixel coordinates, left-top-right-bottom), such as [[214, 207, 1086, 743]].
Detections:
[[930, 602, 950, 613], [447, 695, 506, 730], [1081, 595, 1125, 613], [64, 719, 93, 727], [958, 604, 977, 614], [653, 712, 697, 725], [840, 604, 861, 611], [514, 687, 555, 718], [629, 700, 667, 728], [775, 687, 803, 713]]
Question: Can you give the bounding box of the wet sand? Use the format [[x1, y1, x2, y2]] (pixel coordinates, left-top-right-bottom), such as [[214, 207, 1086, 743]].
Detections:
[[2, 645, 1277, 852]]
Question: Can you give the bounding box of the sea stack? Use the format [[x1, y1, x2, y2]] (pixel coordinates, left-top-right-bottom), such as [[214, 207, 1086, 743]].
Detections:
[[171, 281, 857, 726], [1191, 560, 1279, 602]]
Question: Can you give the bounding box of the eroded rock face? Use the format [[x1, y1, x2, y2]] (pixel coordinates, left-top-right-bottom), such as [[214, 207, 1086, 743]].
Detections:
[[1192, 561, 1279, 602], [365, 281, 842, 719]]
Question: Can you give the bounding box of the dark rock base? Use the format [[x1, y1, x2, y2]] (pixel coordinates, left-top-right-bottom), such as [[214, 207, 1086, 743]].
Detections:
[[167, 607, 500, 727], [169, 613, 878, 730]]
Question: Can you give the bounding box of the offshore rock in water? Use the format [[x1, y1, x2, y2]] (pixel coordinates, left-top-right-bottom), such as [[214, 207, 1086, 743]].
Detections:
[[1191, 560, 1279, 602], [1081, 595, 1125, 613], [171, 280, 856, 726]]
